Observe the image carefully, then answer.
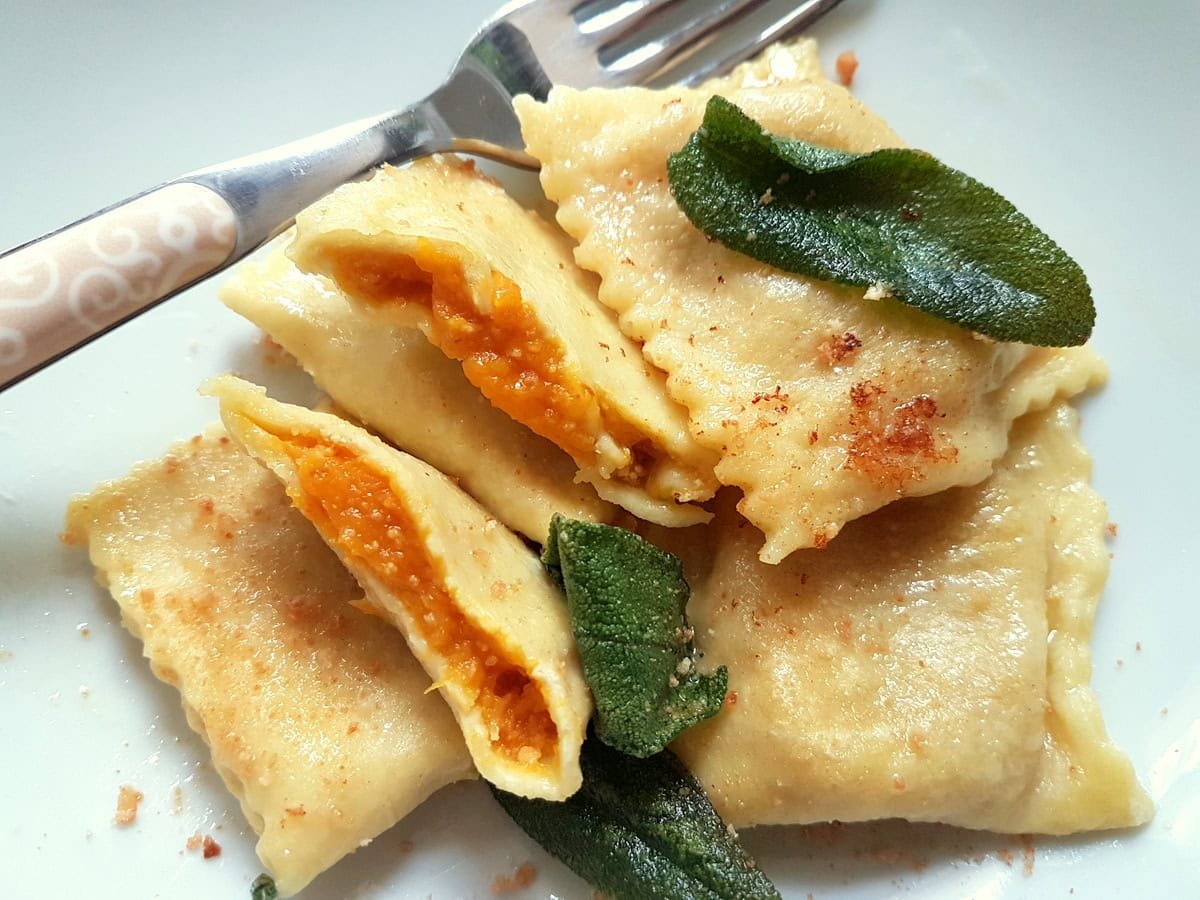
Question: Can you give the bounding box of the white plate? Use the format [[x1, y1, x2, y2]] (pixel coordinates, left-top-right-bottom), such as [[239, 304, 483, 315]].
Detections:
[[2, 1, 1197, 897]]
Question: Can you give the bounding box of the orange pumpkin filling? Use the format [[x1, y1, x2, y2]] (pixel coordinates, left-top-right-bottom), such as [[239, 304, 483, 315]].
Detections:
[[281, 436, 559, 766], [324, 240, 656, 481]]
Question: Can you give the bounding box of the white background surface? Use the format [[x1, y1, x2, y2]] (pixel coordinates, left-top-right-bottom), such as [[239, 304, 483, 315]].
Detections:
[[2, 1, 1198, 897]]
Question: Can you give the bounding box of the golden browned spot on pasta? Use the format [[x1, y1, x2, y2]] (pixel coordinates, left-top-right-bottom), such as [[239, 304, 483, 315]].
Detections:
[[845, 381, 956, 488], [817, 331, 862, 365]]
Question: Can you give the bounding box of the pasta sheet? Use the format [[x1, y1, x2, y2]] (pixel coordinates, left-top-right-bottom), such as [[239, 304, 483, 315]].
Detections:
[[220, 243, 614, 544], [669, 404, 1152, 834], [289, 156, 718, 526], [517, 43, 1106, 561], [65, 429, 474, 896], [210, 376, 591, 801]]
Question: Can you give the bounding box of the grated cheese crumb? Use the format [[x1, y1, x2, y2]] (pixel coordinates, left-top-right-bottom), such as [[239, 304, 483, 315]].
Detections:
[[114, 785, 143, 827]]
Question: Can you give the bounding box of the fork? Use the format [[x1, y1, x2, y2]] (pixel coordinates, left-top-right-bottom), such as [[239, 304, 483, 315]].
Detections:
[[0, 0, 841, 391]]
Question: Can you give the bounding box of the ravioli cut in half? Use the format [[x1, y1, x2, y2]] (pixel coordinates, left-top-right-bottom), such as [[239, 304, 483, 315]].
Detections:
[[666, 403, 1152, 834], [208, 375, 591, 800], [64, 429, 474, 897], [220, 242, 615, 543], [288, 155, 719, 527], [516, 42, 1108, 561]]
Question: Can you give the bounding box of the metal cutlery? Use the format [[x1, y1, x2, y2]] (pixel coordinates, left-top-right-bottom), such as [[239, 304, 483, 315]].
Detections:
[[0, 0, 841, 390]]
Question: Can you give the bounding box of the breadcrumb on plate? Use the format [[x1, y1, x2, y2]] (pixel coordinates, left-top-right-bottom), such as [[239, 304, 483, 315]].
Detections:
[[114, 785, 143, 827], [836, 50, 859, 87], [491, 861, 537, 894]]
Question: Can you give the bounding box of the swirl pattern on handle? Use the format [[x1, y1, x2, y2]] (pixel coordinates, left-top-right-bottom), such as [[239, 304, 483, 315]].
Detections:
[[0, 183, 236, 385]]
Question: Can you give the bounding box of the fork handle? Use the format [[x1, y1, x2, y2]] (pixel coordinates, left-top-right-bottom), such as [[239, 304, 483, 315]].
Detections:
[[0, 102, 447, 391], [0, 184, 237, 390]]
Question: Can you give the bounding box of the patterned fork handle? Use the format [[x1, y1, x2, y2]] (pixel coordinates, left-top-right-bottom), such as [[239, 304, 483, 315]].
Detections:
[[0, 184, 237, 386], [0, 101, 459, 392]]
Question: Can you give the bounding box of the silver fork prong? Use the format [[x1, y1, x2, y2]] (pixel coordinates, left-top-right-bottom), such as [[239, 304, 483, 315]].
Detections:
[[676, 0, 846, 86], [601, 0, 771, 83], [573, 0, 678, 40]]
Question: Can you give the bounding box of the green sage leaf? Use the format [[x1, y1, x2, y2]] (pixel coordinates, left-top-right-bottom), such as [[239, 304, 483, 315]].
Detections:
[[667, 95, 1094, 347], [543, 515, 727, 758], [249, 874, 278, 900], [492, 737, 780, 900]]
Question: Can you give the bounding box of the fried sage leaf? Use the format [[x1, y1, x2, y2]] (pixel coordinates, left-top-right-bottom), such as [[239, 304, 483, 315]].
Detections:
[[249, 874, 278, 900], [543, 516, 727, 758], [492, 738, 780, 900], [667, 95, 1094, 347]]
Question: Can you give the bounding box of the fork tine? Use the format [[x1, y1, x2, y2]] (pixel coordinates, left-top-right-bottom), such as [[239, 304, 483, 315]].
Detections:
[[574, 0, 678, 39], [601, 0, 772, 83], [675, 0, 847, 86]]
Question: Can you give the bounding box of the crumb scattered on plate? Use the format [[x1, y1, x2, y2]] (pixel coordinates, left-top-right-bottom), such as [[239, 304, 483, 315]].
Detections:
[[114, 785, 143, 827], [491, 861, 537, 894], [836, 49, 859, 86]]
